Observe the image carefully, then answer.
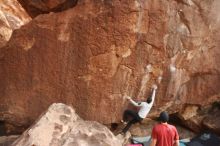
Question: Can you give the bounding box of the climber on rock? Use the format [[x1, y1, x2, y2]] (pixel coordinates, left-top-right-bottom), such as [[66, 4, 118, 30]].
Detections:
[[121, 84, 158, 134]]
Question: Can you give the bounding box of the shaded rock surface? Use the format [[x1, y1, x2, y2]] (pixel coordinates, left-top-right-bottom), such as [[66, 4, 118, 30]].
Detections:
[[0, 0, 31, 48], [0, 0, 220, 135], [175, 104, 204, 133], [0, 135, 19, 146], [12, 103, 122, 146], [203, 109, 220, 135], [173, 103, 220, 135], [18, 0, 78, 17], [112, 118, 195, 139]]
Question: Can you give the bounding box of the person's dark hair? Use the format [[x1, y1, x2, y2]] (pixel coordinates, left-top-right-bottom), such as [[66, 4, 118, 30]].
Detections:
[[146, 96, 152, 103], [159, 111, 169, 123]]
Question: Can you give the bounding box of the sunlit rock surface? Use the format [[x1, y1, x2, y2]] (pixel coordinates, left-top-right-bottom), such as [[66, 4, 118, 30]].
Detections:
[[0, 0, 220, 134], [12, 103, 122, 146], [0, 0, 31, 48]]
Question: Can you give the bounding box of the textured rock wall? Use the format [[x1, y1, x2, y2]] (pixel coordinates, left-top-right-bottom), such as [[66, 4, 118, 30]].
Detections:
[[0, 0, 220, 133]]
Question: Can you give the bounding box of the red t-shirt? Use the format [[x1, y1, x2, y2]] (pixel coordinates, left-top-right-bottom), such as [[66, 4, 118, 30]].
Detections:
[[152, 123, 179, 146]]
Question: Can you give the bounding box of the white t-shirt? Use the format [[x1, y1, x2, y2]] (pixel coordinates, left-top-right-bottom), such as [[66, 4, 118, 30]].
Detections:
[[129, 89, 156, 119]]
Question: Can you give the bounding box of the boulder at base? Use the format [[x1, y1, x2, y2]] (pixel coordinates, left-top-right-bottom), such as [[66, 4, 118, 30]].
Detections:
[[12, 103, 122, 146]]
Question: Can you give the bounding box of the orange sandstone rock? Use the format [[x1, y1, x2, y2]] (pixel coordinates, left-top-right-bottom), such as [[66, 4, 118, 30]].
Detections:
[[0, 0, 220, 134]]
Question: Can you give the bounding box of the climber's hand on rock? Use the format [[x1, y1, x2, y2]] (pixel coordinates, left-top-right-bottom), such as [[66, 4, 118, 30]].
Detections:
[[124, 95, 131, 100], [157, 76, 162, 84], [152, 84, 158, 90], [126, 96, 131, 100]]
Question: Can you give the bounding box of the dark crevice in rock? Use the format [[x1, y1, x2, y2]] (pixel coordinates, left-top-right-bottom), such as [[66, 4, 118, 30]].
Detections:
[[143, 40, 161, 50], [110, 123, 119, 131], [0, 121, 6, 136], [18, 0, 78, 18], [0, 121, 28, 136]]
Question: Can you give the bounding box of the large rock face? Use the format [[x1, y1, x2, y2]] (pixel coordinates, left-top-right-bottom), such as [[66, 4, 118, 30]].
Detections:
[[18, 0, 78, 17], [0, 0, 220, 133], [0, 0, 31, 48], [12, 103, 122, 146]]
